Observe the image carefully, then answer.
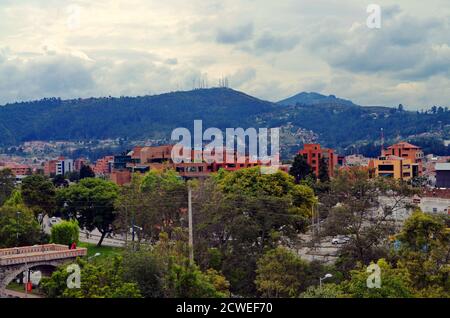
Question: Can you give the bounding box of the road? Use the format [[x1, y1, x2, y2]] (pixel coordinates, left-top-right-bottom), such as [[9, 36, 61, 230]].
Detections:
[[42, 215, 127, 247]]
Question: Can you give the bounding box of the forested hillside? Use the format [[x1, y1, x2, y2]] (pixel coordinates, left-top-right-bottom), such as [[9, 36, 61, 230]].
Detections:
[[1, 88, 449, 157]]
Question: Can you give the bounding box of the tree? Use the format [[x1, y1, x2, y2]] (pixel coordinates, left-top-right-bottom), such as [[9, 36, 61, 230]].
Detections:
[[318, 157, 330, 182], [79, 165, 95, 179], [52, 174, 69, 188], [149, 231, 230, 298], [321, 168, 417, 273], [340, 259, 414, 298], [41, 257, 142, 298], [67, 171, 80, 182], [396, 211, 450, 295], [255, 247, 311, 298], [115, 173, 163, 244], [193, 168, 316, 295], [58, 178, 119, 247], [398, 104, 404, 112], [0, 168, 15, 206], [21, 174, 56, 219], [301, 284, 346, 298], [139, 169, 187, 239], [0, 205, 41, 248], [122, 246, 164, 298], [50, 220, 80, 246], [289, 154, 313, 183]]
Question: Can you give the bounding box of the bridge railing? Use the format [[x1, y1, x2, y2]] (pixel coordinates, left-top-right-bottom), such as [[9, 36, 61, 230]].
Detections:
[[0, 244, 69, 257], [0, 245, 87, 266]]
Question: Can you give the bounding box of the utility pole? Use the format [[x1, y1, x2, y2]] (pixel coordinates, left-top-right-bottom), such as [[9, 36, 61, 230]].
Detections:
[[188, 186, 194, 265]]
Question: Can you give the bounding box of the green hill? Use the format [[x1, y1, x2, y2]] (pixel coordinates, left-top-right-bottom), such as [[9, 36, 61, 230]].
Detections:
[[1, 88, 449, 158]]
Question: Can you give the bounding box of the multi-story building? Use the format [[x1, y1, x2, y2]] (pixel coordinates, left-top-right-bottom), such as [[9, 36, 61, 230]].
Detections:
[[435, 163, 450, 188], [93, 156, 114, 175], [344, 154, 371, 167], [44, 157, 73, 176], [298, 144, 338, 178], [56, 157, 74, 176], [74, 158, 87, 172], [369, 155, 419, 181], [109, 145, 287, 185], [382, 142, 424, 174], [1, 163, 32, 177], [44, 159, 58, 176]]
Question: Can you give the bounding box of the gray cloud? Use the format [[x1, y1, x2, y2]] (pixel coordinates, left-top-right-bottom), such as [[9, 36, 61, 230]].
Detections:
[[0, 52, 95, 103], [305, 11, 450, 82], [0, 0, 449, 108], [254, 32, 300, 53], [216, 23, 254, 44]]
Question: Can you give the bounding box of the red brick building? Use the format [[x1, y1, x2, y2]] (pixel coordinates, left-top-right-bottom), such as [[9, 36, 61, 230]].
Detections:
[[298, 144, 338, 178], [93, 156, 114, 175], [1, 163, 32, 176]]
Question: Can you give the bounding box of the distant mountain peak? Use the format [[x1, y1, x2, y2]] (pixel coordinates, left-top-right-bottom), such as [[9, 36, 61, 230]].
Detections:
[[277, 91, 357, 107]]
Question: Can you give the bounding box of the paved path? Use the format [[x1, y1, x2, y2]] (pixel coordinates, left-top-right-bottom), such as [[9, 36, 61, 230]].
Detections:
[[2, 289, 43, 298]]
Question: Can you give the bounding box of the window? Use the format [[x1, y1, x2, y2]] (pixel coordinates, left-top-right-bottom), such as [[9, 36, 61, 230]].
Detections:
[[378, 165, 394, 171]]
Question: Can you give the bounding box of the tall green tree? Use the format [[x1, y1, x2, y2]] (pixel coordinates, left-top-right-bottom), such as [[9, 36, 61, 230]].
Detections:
[[79, 165, 95, 179], [255, 247, 311, 298], [0, 168, 15, 206], [340, 259, 415, 298], [58, 178, 119, 246], [289, 154, 313, 183], [318, 157, 330, 183], [21, 174, 56, 219], [321, 168, 417, 273], [193, 168, 316, 295], [0, 205, 41, 248], [41, 257, 142, 298], [396, 211, 450, 296]]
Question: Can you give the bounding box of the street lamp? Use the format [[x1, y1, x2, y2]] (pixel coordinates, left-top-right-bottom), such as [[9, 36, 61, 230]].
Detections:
[[319, 273, 333, 288], [88, 253, 101, 261], [16, 211, 21, 245]]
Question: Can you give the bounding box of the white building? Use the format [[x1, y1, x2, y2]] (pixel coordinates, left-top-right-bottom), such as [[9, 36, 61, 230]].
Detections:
[[56, 158, 74, 175]]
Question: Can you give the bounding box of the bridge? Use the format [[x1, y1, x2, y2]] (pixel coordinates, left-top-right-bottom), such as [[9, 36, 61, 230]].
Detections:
[[0, 244, 87, 297]]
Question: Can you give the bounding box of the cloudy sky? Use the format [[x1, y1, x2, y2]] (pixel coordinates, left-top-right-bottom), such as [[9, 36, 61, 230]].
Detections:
[[0, 0, 449, 109]]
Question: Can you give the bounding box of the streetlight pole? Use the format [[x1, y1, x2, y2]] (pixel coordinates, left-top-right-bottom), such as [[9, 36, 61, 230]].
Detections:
[[16, 211, 21, 246], [188, 186, 194, 266], [319, 273, 333, 288]]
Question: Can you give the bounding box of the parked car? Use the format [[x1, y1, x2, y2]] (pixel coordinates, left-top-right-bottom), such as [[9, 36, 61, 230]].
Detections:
[[332, 236, 350, 245], [48, 217, 59, 227]]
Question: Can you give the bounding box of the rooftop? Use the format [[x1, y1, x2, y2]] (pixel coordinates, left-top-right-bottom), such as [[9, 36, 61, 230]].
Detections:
[[435, 163, 450, 171]]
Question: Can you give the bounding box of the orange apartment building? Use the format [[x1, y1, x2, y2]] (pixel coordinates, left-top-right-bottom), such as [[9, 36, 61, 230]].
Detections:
[[44, 159, 58, 176], [382, 142, 424, 174], [298, 144, 338, 178], [110, 145, 287, 185], [93, 156, 114, 175], [369, 156, 419, 181], [1, 163, 32, 176], [369, 142, 423, 181]]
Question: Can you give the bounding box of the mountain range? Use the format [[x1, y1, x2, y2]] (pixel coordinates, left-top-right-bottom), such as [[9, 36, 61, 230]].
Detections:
[[0, 88, 449, 159]]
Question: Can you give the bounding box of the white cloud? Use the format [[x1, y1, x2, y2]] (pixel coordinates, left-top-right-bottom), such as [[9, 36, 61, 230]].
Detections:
[[0, 0, 449, 109]]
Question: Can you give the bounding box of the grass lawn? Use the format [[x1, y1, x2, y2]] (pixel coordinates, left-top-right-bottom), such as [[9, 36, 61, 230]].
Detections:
[[6, 281, 45, 296], [78, 242, 123, 261]]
